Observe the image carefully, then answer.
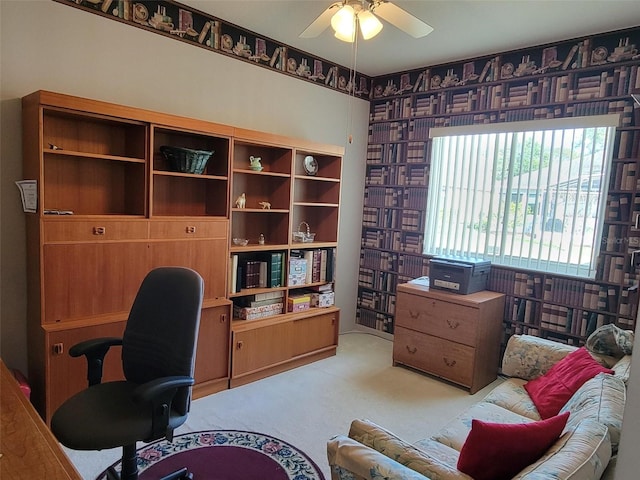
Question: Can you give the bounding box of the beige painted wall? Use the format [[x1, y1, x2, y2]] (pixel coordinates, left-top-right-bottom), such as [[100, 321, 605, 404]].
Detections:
[[0, 0, 368, 374]]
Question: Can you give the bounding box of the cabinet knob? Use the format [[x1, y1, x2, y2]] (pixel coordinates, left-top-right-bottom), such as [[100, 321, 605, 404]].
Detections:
[[406, 345, 417, 354], [236, 340, 244, 350], [443, 357, 457, 368], [93, 226, 106, 235], [409, 309, 420, 319], [52, 343, 64, 355], [220, 313, 227, 323], [186, 226, 196, 234], [446, 319, 460, 329]]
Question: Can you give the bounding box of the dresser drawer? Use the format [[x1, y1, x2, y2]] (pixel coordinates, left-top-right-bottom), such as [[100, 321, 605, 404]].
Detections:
[[44, 219, 148, 242], [149, 219, 228, 239], [396, 291, 478, 346], [393, 326, 474, 388]]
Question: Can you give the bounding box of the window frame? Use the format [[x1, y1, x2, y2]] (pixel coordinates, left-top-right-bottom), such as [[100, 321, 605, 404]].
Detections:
[[424, 114, 620, 279]]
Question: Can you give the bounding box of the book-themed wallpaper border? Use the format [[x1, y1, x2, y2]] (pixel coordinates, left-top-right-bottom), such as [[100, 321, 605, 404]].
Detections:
[[371, 27, 640, 100], [53, 0, 372, 98]]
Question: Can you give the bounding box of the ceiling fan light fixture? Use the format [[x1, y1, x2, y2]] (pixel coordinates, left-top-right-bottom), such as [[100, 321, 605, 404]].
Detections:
[[358, 10, 383, 40], [331, 5, 356, 42]]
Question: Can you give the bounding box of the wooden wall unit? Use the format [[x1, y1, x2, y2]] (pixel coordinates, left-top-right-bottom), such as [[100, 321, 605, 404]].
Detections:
[[228, 131, 343, 386], [23, 91, 342, 423]]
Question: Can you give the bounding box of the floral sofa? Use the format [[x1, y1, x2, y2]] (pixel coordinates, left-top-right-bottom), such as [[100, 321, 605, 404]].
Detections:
[[327, 327, 633, 480]]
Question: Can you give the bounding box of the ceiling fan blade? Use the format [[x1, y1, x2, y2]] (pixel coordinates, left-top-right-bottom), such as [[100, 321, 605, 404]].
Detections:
[[299, 3, 342, 38], [373, 1, 434, 38]]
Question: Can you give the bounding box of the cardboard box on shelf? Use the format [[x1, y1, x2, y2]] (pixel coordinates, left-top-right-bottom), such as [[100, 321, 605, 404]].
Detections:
[[311, 291, 335, 308], [287, 294, 311, 312]]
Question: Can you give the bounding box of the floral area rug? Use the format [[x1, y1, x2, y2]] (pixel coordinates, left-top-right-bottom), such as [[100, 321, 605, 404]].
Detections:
[[97, 430, 325, 480]]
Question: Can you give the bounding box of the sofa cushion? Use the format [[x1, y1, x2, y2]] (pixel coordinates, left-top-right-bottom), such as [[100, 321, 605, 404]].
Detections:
[[525, 347, 614, 418], [514, 419, 611, 480], [613, 354, 632, 383], [560, 372, 626, 453], [431, 401, 533, 451], [501, 334, 576, 380], [586, 323, 634, 358], [481, 378, 541, 420], [456, 412, 569, 480]]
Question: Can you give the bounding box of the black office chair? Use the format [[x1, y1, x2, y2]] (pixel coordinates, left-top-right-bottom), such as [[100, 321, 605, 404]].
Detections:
[[51, 267, 204, 480]]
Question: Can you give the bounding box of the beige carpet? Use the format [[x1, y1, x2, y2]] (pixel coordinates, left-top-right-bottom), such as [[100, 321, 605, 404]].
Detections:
[[63, 331, 503, 479]]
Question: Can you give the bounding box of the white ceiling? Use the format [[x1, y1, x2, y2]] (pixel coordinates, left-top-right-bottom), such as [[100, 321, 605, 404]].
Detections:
[[185, 0, 640, 77]]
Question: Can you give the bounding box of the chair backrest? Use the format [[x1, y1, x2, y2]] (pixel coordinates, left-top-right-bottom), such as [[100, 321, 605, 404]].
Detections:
[[122, 267, 204, 415]]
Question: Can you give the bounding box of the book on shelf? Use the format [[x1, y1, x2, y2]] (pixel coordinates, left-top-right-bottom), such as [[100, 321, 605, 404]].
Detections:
[[230, 254, 239, 294], [241, 260, 261, 289], [260, 251, 284, 288]]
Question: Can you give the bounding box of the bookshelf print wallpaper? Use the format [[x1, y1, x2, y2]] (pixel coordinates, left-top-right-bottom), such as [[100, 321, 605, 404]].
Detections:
[[54, 0, 371, 98], [358, 27, 640, 346]]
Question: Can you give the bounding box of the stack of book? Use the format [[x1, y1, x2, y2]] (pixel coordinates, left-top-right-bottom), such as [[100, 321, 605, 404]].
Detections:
[[233, 290, 284, 320]]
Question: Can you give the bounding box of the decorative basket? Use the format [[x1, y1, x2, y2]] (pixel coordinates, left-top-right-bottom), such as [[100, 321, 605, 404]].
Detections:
[[160, 146, 214, 175], [292, 221, 315, 243]]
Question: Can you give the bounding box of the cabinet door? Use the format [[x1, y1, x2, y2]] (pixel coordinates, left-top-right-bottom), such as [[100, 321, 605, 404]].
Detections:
[[231, 323, 293, 377], [43, 242, 150, 323], [150, 238, 227, 300], [291, 311, 338, 357], [194, 304, 230, 384], [46, 321, 126, 422]]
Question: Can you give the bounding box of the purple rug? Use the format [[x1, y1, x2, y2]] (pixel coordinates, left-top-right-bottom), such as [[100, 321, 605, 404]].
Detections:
[[97, 430, 325, 480]]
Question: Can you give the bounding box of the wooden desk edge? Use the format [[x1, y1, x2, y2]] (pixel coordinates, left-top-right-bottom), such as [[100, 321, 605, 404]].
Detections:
[[1, 359, 82, 479]]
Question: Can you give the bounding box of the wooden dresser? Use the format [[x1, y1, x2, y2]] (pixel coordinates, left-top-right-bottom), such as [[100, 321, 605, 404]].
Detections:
[[393, 283, 505, 393]]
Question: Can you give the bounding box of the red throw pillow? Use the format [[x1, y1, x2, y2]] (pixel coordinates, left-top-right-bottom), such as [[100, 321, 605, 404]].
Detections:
[[457, 412, 570, 480], [524, 347, 613, 419]]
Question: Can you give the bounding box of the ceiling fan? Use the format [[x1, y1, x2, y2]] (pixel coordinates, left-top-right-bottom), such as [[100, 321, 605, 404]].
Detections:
[[300, 0, 434, 43]]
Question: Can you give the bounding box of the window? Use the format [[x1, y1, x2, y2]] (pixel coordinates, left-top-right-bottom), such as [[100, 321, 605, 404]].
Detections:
[[424, 115, 619, 278]]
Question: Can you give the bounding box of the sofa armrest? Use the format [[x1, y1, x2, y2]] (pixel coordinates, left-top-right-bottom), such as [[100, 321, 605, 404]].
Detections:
[[514, 419, 611, 479], [501, 334, 576, 380], [347, 419, 470, 480], [328, 435, 431, 480]]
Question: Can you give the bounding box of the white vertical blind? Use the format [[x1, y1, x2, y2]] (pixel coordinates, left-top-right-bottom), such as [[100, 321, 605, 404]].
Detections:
[[424, 116, 618, 278]]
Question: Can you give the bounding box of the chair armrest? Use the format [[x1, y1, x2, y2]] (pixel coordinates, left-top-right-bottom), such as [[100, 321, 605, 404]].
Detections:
[[133, 375, 195, 442], [327, 435, 431, 480], [69, 337, 123, 386], [132, 376, 194, 403], [501, 334, 576, 380]]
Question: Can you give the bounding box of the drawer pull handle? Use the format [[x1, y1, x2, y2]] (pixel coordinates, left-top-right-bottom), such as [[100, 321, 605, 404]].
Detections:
[[186, 226, 196, 234], [446, 319, 460, 329], [93, 226, 106, 235], [409, 310, 420, 319], [406, 345, 417, 354], [443, 358, 457, 368]]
